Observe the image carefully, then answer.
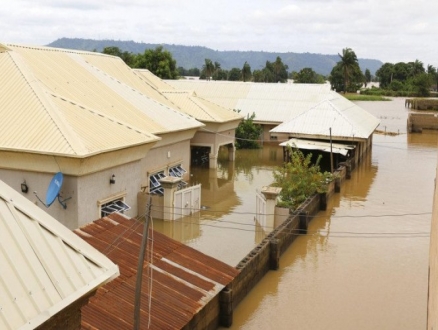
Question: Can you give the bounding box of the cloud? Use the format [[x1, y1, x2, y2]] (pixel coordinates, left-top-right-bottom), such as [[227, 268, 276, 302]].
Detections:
[[1, 0, 438, 65]]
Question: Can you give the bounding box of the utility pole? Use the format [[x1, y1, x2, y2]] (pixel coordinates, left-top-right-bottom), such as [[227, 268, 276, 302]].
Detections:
[[330, 127, 334, 173], [134, 197, 152, 330]]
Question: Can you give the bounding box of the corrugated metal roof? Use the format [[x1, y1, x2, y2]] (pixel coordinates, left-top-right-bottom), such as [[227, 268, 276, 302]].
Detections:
[[0, 180, 119, 330], [167, 80, 380, 139], [135, 69, 243, 124], [75, 213, 239, 330], [271, 98, 380, 140], [0, 43, 203, 157]]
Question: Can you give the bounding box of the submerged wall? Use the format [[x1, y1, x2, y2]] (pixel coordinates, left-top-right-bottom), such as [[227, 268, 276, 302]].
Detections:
[[220, 161, 349, 327], [407, 113, 438, 133]]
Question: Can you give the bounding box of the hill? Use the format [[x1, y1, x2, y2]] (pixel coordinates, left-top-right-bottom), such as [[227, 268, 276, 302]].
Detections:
[[47, 38, 383, 76]]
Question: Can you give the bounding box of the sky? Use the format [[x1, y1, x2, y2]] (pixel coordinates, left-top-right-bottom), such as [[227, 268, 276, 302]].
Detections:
[[1, 0, 437, 66]]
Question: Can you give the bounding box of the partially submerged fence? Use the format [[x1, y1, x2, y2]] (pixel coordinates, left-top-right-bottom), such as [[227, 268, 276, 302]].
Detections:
[[219, 163, 348, 327]]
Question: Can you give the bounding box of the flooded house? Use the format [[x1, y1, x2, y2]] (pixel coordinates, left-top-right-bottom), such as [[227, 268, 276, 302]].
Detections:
[[167, 80, 380, 170], [133, 69, 243, 168], [0, 43, 241, 228]]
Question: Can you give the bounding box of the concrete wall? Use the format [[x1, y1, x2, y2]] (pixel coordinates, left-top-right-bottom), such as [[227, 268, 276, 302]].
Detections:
[[0, 160, 143, 229], [77, 161, 142, 227], [408, 113, 438, 133], [140, 139, 191, 188], [225, 161, 350, 321]]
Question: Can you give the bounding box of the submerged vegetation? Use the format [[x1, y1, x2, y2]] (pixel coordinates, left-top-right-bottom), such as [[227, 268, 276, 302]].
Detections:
[[272, 148, 334, 210]]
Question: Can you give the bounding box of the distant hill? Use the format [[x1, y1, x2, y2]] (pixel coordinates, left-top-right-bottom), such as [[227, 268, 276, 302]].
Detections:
[[47, 38, 383, 76]]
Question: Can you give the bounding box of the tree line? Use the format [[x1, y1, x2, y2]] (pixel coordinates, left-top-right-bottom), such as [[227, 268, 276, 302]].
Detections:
[[102, 45, 437, 96]]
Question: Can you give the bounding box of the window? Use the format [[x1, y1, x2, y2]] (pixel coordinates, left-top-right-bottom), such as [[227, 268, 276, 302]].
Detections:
[[169, 165, 188, 189], [101, 199, 130, 217], [150, 171, 165, 195]]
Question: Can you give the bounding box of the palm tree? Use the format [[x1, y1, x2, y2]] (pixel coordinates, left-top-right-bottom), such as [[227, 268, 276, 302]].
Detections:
[[203, 59, 214, 81], [410, 59, 424, 77], [338, 48, 358, 93]]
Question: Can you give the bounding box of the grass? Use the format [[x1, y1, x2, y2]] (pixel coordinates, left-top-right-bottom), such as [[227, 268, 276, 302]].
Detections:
[[342, 93, 391, 101]]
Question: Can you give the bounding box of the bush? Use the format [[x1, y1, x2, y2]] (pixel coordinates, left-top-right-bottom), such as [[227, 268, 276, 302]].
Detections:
[[272, 147, 334, 210], [235, 112, 263, 149]]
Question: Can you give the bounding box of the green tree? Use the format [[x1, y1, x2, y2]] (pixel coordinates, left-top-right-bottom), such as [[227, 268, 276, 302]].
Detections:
[[272, 56, 289, 83], [329, 61, 363, 92], [201, 59, 215, 80], [427, 65, 438, 91], [294, 67, 325, 84], [375, 63, 394, 89], [408, 73, 432, 96], [252, 69, 265, 82], [235, 113, 263, 149], [102, 46, 135, 67], [133, 46, 178, 79], [242, 61, 252, 82], [178, 67, 200, 76], [408, 59, 425, 77], [393, 62, 410, 82], [272, 147, 334, 209], [228, 68, 241, 81], [337, 48, 359, 93]]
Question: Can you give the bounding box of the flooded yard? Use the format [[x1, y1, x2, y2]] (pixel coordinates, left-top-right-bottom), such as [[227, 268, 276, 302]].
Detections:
[[155, 97, 438, 329]]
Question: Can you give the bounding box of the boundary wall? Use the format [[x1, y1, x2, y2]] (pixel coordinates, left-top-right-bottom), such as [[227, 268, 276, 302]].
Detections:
[[218, 163, 349, 327]]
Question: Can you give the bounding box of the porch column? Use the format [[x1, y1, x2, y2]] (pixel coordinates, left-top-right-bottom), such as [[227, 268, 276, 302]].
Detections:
[[261, 186, 282, 230], [209, 147, 218, 169], [160, 176, 182, 221], [228, 143, 236, 161]]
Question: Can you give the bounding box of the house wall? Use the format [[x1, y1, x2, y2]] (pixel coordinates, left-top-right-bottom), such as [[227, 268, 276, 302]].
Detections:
[[192, 128, 235, 150], [0, 168, 80, 229], [0, 160, 142, 229], [260, 124, 279, 143], [77, 160, 141, 227], [140, 139, 191, 188]]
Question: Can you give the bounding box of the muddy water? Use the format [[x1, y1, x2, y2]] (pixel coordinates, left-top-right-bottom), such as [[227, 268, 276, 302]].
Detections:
[[155, 97, 438, 329]]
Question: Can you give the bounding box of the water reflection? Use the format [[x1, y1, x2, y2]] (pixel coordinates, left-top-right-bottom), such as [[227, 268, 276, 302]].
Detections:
[[222, 98, 435, 330]]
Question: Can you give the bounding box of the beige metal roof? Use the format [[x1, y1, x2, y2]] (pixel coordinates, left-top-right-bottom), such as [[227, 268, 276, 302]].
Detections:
[[0, 43, 202, 157], [0, 179, 119, 330], [167, 80, 379, 139], [134, 69, 243, 124], [271, 98, 380, 140], [167, 80, 349, 123]]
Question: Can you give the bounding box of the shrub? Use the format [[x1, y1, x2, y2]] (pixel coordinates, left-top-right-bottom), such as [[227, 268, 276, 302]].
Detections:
[[272, 147, 334, 210]]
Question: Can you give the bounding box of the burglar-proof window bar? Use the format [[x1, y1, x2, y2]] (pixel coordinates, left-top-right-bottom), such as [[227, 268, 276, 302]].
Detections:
[[101, 199, 130, 217], [149, 171, 165, 195], [169, 165, 188, 189]]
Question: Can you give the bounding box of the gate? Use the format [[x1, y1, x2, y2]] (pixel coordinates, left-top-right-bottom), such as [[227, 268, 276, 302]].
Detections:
[[173, 184, 201, 220], [255, 190, 267, 227]]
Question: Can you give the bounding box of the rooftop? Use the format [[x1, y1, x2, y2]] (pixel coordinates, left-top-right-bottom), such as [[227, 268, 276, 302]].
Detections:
[[0, 179, 119, 330], [75, 213, 239, 329]]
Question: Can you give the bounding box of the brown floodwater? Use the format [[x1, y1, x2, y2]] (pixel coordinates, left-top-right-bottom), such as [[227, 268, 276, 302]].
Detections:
[[154, 97, 438, 330]]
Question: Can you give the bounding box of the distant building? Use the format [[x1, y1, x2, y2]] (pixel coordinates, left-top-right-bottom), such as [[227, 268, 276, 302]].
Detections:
[[167, 80, 380, 169]]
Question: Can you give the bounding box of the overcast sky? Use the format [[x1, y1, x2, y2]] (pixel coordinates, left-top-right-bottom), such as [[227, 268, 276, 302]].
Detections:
[[2, 0, 437, 66]]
